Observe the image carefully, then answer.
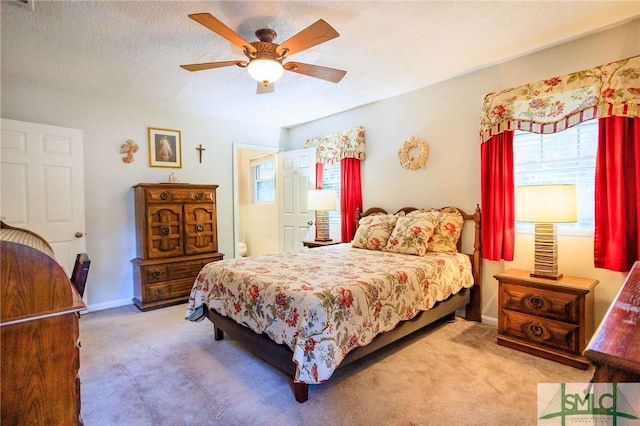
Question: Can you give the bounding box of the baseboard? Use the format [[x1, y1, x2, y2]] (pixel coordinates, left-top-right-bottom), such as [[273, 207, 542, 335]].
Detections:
[[85, 298, 133, 313], [482, 315, 498, 326]]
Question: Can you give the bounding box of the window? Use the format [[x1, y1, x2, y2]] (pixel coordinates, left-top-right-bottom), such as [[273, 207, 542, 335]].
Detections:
[[250, 155, 275, 203], [322, 163, 341, 226], [513, 120, 597, 233]]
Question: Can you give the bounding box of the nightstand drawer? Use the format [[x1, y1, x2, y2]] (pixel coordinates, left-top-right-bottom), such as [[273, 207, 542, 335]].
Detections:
[[500, 309, 579, 353], [500, 282, 579, 323]]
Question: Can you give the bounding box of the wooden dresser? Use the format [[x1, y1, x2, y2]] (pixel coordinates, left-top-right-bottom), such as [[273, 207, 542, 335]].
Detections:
[[495, 269, 598, 369], [132, 183, 224, 311], [584, 261, 640, 382], [1, 226, 86, 425]]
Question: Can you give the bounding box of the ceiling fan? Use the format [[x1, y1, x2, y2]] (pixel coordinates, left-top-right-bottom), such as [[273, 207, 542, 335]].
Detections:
[[180, 13, 347, 94]]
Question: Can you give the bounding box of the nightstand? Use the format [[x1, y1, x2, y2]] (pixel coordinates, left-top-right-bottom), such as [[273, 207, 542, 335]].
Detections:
[[495, 269, 598, 369], [302, 240, 342, 249]]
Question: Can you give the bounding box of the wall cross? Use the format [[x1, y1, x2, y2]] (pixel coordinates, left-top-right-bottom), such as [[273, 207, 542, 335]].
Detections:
[[196, 144, 206, 163]]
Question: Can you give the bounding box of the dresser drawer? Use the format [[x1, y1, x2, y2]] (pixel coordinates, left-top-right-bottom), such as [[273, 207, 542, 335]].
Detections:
[[145, 278, 198, 301], [500, 309, 579, 354], [167, 258, 211, 280], [500, 282, 579, 323], [143, 265, 168, 282], [144, 187, 214, 203], [141, 258, 213, 282]]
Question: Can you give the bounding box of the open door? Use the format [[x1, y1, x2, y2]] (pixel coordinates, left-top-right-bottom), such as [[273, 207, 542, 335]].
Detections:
[[278, 147, 316, 252], [1, 118, 87, 299]]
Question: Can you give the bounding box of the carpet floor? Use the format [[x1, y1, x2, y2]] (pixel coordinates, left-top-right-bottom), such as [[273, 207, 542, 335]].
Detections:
[[79, 303, 592, 425]]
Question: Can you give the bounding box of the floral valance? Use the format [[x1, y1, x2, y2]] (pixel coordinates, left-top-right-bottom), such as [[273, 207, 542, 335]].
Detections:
[[304, 125, 366, 164], [480, 55, 640, 143]]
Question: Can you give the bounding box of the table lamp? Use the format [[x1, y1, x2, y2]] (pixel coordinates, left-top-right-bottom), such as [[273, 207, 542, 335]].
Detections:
[[307, 189, 337, 242], [515, 184, 577, 280]]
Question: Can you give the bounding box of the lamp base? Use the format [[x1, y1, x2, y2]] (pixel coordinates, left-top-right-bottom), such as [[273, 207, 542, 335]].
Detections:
[[530, 272, 563, 280]]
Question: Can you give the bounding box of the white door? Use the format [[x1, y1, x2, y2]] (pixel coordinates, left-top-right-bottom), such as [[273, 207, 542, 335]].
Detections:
[[1, 118, 86, 278], [278, 148, 315, 252]]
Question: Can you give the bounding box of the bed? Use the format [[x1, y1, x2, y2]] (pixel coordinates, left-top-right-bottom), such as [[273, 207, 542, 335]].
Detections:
[[186, 205, 482, 402]]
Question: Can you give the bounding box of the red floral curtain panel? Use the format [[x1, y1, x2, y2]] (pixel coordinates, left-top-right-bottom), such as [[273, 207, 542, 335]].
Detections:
[[305, 126, 365, 242], [479, 56, 640, 271]]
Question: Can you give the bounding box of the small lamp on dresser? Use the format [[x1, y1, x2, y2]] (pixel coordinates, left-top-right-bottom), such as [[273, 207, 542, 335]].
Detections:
[[515, 184, 577, 280], [307, 189, 337, 242]]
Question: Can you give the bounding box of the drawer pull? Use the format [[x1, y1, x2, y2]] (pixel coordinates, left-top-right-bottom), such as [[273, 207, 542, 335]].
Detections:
[[160, 192, 169, 200], [528, 295, 545, 310], [152, 270, 161, 279], [160, 225, 170, 236], [155, 288, 164, 298], [528, 323, 544, 337], [195, 192, 204, 200]]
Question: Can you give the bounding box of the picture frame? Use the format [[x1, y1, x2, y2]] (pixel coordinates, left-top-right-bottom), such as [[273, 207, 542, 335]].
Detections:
[[148, 127, 182, 168]]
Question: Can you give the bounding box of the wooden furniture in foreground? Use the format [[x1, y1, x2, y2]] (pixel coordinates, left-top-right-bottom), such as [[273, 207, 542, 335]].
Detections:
[[205, 205, 482, 402], [132, 183, 224, 310], [495, 269, 598, 369], [70, 252, 91, 298], [1, 225, 86, 425], [584, 261, 640, 382], [302, 240, 342, 248]]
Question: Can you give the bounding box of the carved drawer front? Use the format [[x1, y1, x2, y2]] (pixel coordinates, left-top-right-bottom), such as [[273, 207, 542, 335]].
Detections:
[[500, 310, 579, 354], [166, 258, 210, 280], [184, 204, 218, 255], [169, 278, 199, 298], [500, 282, 578, 323], [145, 279, 198, 302], [146, 205, 184, 258], [143, 265, 168, 283], [146, 283, 171, 302], [145, 188, 214, 203]]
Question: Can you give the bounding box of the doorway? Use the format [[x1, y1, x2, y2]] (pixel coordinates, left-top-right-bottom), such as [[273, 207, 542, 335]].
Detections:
[[233, 143, 279, 258]]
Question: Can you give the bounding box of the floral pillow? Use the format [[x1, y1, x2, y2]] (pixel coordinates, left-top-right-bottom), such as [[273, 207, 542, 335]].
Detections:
[[383, 213, 436, 256], [351, 214, 398, 250], [409, 207, 464, 253]]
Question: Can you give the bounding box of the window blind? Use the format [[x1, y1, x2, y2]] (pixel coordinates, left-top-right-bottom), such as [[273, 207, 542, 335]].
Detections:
[[514, 120, 597, 232]]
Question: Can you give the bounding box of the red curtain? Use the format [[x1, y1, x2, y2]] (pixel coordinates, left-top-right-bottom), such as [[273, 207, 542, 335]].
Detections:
[[594, 116, 640, 272], [480, 131, 515, 261], [340, 158, 362, 242], [315, 163, 324, 190]]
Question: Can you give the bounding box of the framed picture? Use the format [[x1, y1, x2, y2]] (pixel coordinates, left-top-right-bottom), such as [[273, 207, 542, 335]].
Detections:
[[148, 127, 182, 168]]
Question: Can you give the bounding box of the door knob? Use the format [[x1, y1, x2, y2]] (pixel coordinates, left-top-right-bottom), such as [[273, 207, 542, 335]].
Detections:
[[75, 232, 84, 238], [307, 221, 313, 226]]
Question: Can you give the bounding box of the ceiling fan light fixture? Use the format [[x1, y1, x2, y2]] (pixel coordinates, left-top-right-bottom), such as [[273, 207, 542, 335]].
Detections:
[[247, 58, 284, 85]]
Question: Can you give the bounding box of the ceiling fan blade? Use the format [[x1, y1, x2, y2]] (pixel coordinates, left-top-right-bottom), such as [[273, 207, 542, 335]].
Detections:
[[284, 62, 347, 83], [276, 19, 339, 57], [180, 60, 246, 72], [188, 13, 257, 54], [257, 82, 275, 95]]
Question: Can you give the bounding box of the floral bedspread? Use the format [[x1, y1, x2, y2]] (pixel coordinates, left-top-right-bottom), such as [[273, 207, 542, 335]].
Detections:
[[185, 243, 473, 384]]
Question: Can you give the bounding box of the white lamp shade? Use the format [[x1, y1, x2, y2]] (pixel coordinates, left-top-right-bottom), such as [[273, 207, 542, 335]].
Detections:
[[515, 184, 577, 223], [307, 189, 337, 211], [247, 59, 284, 84]]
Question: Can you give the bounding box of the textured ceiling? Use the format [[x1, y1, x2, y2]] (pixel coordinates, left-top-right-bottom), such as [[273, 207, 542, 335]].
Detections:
[[2, 1, 639, 128]]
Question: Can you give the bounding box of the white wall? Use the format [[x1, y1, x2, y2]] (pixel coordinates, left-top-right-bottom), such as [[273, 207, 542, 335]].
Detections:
[[287, 19, 640, 325], [1, 82, 283, 311]]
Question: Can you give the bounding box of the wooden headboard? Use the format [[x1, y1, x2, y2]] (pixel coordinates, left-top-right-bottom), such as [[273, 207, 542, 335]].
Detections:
[[356, 205, 482, 322]]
